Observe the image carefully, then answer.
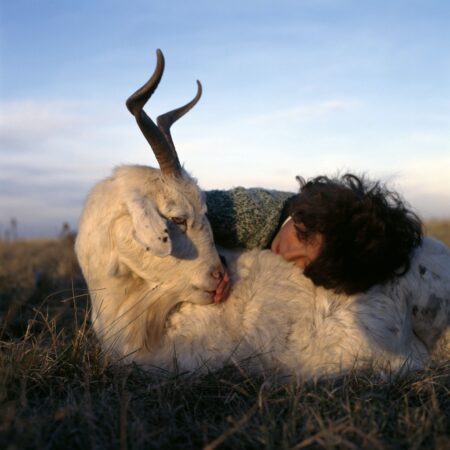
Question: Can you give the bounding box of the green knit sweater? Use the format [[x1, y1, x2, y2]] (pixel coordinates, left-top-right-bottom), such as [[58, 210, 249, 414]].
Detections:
[[205, 188, 295, 249]]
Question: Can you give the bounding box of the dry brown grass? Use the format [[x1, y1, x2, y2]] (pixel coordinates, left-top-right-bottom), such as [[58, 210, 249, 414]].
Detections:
[[0, 224, 449, 449], [424, 219, 450, 248], [0, 236, 81, 339]]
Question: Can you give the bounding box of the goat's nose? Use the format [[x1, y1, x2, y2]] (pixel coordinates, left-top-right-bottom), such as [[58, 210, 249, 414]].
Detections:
[[211, 266, 224, 280]]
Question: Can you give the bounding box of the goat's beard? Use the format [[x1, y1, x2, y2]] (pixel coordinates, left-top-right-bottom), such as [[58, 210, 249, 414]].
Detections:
[[143, 285, 216, 351], [182, 287, 216, 305]]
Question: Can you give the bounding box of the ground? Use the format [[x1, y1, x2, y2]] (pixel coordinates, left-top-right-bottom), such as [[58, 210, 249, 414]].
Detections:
[[0, 223, 449, 449]]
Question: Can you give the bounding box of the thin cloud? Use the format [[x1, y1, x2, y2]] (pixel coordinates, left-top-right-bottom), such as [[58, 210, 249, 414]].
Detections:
[[245, 99, 361, 125], [406, 131, 450, 152], [0, 99, 132, 154], [0, 100, 84, 152]]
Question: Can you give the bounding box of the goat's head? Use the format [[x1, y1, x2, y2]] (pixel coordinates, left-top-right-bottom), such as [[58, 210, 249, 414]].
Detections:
[[124, 49, 227, 306]]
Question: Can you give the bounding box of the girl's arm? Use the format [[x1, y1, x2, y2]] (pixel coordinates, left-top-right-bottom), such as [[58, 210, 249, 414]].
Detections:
[[205, 187, 295, 249]]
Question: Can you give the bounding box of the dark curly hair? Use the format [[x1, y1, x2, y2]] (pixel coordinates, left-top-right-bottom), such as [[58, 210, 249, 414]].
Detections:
[[287, 174, 423, 295]]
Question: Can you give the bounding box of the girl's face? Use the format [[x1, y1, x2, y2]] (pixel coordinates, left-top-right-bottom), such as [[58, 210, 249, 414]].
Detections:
[[271, 218, 323, 269]]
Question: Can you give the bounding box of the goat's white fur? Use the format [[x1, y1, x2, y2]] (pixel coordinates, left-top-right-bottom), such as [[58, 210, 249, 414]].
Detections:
[[76, 165, 223, 354], [76, 165, 450, 379]]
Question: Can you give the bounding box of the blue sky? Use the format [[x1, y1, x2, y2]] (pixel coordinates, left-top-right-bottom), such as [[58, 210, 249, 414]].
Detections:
[[1, 0, 449, 237]]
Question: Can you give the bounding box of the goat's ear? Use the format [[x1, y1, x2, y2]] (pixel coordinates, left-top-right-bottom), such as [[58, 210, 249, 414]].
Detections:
[[126, 192, 172, 257], [143, 295, 180, 351]]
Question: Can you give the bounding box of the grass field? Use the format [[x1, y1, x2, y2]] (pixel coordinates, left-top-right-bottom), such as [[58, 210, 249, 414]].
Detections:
[[0, 223, 449, 449]]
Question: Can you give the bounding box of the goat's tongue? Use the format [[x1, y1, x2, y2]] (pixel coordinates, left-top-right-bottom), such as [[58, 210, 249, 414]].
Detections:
[[214, 272, 231, 303]]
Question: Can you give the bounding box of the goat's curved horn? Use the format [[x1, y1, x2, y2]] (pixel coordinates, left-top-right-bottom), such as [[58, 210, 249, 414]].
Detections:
[[126, 49, 182, 177], [157, 80, 202, 151]]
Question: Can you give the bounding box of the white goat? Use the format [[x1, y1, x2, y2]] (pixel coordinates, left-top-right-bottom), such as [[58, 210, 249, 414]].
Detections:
[[76, 50, 450, 380]]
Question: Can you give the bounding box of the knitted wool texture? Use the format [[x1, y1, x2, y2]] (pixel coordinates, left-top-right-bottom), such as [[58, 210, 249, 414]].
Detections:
[[205, 188, 294, 249]]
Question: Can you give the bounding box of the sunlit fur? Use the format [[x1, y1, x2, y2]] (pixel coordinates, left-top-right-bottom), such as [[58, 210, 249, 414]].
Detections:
[[76, 165, 223, 354], [136, 238, 449, 380], [76, 165, 450, 380]]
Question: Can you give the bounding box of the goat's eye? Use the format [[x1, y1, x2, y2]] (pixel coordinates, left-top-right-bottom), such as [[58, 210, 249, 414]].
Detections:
[[171, 217, 187, 231]]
